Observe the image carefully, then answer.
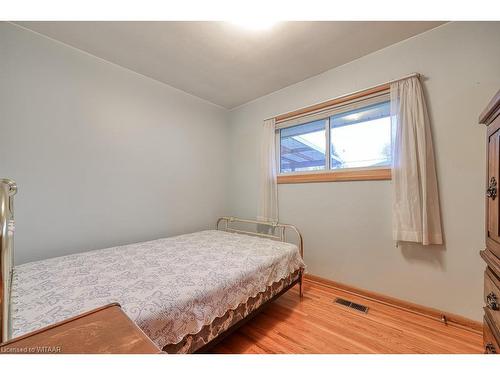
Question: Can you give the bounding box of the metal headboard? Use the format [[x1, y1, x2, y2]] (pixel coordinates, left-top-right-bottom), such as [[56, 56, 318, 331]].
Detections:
[[0, 178, 17, 343], [216, 216, 304, 296]]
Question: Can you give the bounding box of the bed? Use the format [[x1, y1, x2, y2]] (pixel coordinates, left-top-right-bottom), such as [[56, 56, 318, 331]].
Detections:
[[0, 179, 305, 353]]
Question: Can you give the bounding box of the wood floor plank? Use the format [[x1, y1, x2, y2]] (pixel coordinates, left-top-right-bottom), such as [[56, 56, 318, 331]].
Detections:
[[290, 283, 480, 353], [209, 280, 482, 354]]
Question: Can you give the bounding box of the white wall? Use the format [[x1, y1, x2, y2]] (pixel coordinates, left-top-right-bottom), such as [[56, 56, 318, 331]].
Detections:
[[228, 22, 500, 320], [0, 23, 229, 265]]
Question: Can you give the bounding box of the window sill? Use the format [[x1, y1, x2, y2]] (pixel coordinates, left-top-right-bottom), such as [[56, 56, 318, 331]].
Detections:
[[277, 168, 391, 184]]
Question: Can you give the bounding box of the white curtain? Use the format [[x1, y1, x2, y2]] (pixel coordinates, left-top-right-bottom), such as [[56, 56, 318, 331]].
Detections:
[[257, 118, 279, 223], [391, 76, 443, 245]]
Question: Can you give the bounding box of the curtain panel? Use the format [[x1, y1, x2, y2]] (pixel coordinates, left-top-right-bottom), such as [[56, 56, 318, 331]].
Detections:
[[257, 118, 279, 223], [391, 76, 443, 245]]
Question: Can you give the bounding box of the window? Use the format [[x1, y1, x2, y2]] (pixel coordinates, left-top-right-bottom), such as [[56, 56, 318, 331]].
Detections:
[[330, 101, 391, 170], [280, 119, 327, 173], [277, 91, 392, 183]]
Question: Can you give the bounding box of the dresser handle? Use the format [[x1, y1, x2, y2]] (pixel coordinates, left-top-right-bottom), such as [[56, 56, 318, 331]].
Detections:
[[487, 292, 499, 310], [485, 343, 497, 354], [487, 177, 497, 199]]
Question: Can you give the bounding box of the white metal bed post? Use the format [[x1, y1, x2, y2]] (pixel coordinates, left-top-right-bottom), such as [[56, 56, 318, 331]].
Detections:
[[0, 178, 17, 343]]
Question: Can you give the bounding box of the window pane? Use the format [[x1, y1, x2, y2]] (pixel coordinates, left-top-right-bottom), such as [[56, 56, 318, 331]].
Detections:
[[280, 119, 326, 173], [330, 101, 391, 170]]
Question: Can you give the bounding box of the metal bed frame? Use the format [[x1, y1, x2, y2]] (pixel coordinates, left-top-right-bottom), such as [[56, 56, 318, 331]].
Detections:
[[0, 180, 304, 346], [0, 179, 17, 343], [216, 216, 304, 296]]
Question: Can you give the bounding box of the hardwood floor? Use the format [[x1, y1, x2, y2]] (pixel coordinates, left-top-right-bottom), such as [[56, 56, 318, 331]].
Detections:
[[209, 279, 483, 354]]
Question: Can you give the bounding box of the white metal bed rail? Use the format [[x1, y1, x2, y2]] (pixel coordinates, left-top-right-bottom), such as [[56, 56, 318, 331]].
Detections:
[[216, 216, 304, 297], [0, 178, 17, 343]]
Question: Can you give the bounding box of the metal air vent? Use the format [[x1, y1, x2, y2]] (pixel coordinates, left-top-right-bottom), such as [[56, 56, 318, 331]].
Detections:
[[334, 298, 369, 313]]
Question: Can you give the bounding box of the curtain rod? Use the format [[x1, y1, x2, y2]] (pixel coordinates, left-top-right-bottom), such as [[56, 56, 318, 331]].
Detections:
[[266, 72, 421, 122]]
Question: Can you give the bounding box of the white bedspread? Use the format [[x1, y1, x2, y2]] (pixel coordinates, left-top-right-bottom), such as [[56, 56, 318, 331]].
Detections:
[[11, 230, 304, 348]]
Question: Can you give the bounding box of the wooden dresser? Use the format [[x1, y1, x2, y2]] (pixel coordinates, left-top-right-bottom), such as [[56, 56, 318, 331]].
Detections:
[[0, 303, 161, 354], [480, 89, 500, 354]]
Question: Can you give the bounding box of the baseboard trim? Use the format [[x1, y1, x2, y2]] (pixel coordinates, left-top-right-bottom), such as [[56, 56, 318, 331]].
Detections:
[[304, 274, 482, 334]]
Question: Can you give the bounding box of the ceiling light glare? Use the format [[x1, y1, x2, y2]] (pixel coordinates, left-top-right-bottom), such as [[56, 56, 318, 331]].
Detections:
[[229, 20, 278, 31]]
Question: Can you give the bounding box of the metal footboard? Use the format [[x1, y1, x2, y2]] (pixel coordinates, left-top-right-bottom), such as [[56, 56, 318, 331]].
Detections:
[[0, 179, 17, 343]]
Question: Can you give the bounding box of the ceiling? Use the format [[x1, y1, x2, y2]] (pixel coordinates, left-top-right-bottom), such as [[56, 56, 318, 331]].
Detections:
[[16, 21, 444, 109]]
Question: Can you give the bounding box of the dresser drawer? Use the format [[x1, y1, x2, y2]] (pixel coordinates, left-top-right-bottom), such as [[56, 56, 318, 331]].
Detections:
[[484, 268, 500, 332], [484, 315, 499, 354]]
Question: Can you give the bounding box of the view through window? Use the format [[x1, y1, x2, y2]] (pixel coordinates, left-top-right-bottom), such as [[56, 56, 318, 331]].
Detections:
[[279, 100, 391, 173]]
